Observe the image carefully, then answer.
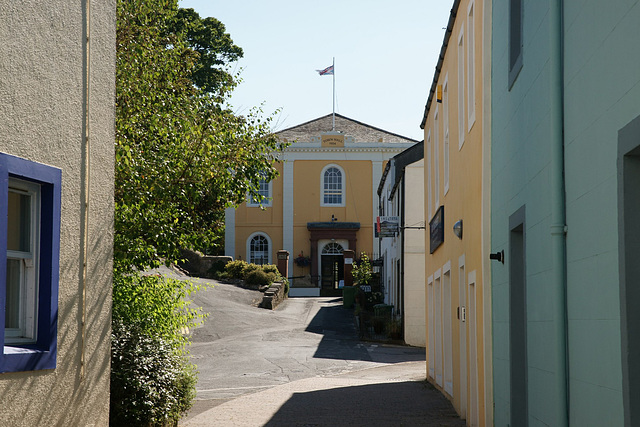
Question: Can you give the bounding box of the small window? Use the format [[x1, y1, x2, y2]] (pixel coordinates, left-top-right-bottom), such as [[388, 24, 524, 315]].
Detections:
[[443, 79, 450, 195], [249, 234, 270, 265], [1, 153, 61, 373], [247, 174, 271, 207], [458, 28, 465, 148], [467, 1, 476, 129], [322, 165, 344, 206], [509, 0, 523, 88]]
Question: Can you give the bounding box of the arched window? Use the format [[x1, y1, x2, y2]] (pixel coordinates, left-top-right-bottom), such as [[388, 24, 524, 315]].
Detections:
[[248, 233, 270, 265], [322, 242, 344, 255], [322, 165, 344, 206]]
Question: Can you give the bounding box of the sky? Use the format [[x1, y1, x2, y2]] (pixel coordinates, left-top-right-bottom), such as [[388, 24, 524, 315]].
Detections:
[[178, 1, 454, 141]]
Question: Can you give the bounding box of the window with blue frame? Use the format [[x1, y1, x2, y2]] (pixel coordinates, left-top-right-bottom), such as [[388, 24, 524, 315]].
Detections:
[[0, 153, 61, 373]]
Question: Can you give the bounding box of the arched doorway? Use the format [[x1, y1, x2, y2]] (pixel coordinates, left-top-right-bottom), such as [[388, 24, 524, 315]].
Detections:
[[320, 242, 344, 292]]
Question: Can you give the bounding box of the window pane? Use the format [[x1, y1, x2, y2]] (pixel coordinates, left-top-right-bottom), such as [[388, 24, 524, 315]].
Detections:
[[250, 235, 269, 265], [8, 191, 31, 252], [323, 167, 342, 204], [5, 259, 21, 329]]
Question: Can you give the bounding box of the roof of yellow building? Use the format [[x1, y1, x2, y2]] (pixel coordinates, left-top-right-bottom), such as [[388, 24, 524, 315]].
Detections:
[[277, 113, 418, 144]]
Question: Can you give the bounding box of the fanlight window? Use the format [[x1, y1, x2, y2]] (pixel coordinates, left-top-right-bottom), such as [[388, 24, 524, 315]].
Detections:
[[321, 242, 344, 255]]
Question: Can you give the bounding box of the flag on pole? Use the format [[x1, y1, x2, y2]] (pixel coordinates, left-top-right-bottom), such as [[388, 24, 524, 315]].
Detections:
[[316, 65, 334, 76]]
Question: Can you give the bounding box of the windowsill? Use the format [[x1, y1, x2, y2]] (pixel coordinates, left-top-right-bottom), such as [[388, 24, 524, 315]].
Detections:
[[4, 345, 43, 355]]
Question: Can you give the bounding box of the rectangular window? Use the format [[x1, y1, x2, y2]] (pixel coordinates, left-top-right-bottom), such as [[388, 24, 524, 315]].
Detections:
[[434, 107, 440, 209], [1, 153, 61, 373], [443, 79, 450, 195], [467, 2, 476, 130], [458, 28, 465, 149], [247, 175, 272, 207], [509, 0, 524, 88], [426, 130, 432, 217]]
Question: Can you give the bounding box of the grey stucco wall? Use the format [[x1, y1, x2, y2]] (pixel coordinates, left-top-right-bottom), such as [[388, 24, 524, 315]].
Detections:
[[0, 1, 115, 425]]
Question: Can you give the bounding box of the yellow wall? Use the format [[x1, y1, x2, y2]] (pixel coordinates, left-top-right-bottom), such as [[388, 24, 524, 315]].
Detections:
[[423, 0, 487, 423]]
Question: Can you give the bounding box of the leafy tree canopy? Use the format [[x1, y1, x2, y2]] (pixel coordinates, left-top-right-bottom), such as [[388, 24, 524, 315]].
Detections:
[[115, 0, 284, 273]]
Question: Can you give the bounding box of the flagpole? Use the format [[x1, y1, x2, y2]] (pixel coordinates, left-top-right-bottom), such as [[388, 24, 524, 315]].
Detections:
[[332, 57, 335, 131]]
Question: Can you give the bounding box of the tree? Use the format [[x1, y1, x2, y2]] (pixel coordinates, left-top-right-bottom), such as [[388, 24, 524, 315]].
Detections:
[[113, 1, 284, 424]]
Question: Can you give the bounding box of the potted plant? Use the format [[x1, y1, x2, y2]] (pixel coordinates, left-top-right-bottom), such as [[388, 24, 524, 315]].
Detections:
[[294, 252, 311, 267]]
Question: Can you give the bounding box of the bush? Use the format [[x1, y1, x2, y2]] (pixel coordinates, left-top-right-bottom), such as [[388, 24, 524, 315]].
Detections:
[[225, 259, 248, 279], [241, 262, 262, 280], [110, 320, 197, 426], [245, 269, 271, 287], [261, 264, 279, 275], [111, 272, 206, 426]]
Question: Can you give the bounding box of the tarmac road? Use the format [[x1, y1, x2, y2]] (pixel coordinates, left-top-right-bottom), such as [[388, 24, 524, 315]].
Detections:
[[154, 269, 463, 426]]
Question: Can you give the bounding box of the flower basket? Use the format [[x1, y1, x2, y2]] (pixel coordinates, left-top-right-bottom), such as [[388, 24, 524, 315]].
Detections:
[[294, 254, 311, 267]]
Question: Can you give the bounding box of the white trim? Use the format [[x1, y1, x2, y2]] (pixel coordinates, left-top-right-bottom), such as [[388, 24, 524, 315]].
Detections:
[[458, 26, 466, 150], [426, 129, 432, 217], [283, 160, 294, 273], [458, 253, 467, 418], [427, 274, 435, 380], [372, 160, 383, 249], [246, 232, 272, 265], [320, 164, 346, 207], [443, 75, 450, 196], [224, 207, 236, 258], [246, 178, 272, 207], [434, 268, 442, 387], [468, 269, 479, 427], [442, 261, 453, 397], [434, 106, 440, 210], [467, 0, 477, 132]]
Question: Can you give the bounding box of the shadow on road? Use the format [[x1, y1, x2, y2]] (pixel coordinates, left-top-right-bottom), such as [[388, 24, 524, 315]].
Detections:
[[263, 380, 465, 427]]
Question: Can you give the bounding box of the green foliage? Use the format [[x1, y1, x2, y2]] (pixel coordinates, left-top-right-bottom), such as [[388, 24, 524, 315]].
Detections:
[[241, 263, 262, 279], [111, 273, 206, 425], [225, 259, 248, 279], [353, 253, 373, 286], [110, 319, 197, 426], [245, 269, 271, 287], [115, 0, 286, 273], [261, 264, 279, 275]]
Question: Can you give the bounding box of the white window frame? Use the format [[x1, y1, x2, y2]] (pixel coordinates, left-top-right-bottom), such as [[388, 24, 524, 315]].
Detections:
[[443, 261, 453, 397], [434, 107, 440, 210], [426, 130, 432, 217], [443, 76, 450, 196], [246, 232, 272, 265], [321, 164, 345, 207], [247, 174, 272, 207], [5, 178, 40, 344], [467, 0, 476, 131]]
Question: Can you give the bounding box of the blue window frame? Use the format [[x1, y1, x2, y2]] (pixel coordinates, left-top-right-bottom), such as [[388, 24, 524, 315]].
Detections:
[[0, 153, 61, 373]]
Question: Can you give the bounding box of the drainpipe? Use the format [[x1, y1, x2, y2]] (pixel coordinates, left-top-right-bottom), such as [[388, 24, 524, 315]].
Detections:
[[80, 0, 91, 381], [549, 0, 568, 424]]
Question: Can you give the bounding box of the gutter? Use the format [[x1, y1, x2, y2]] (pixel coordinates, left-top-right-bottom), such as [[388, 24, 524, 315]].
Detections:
[[420, 0, 461, 129], [549, 0, 569, 424]]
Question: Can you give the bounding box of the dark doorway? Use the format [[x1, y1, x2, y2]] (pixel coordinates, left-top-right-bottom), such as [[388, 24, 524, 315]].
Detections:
[[321, 255, 344, 295], [510, 205, 527, 427]]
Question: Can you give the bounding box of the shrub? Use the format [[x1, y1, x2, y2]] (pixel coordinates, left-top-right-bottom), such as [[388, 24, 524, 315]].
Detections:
[[245, 269, 271, 287], [225, 259, 248, 279], [241, 262, 262, 280], [111, 272, 206, 426], [110, 320, 197, 426], [353, 253, 372, 286], [261, 264, 279, 275]]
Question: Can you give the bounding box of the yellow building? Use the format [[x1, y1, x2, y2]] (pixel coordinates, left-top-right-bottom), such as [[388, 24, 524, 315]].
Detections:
[[225, 113, 416, 296], [421, 0, 492, 425]]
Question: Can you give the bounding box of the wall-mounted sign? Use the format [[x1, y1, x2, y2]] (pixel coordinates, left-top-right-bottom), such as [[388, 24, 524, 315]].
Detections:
[[321, 134, 345, 147], [377, 216, 400, 238], [429, 205, 444, 254], [344, 258, 353, 265]]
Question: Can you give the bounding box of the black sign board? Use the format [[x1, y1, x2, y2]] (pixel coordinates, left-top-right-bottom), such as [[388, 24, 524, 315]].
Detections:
[[429, 205, 444, 254]]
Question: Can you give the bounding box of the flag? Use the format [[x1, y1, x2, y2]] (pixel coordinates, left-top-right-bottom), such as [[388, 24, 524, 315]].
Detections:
[[316, 65, 334, 76]]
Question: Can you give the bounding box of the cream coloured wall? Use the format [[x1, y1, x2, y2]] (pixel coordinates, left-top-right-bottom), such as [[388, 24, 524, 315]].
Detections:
[[422, 0, 488, 424], [0, 0, 115, 425]]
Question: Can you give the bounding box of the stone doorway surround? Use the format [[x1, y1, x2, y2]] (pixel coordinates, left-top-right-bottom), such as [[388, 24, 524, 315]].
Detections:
[[307, 222, 360, 286]]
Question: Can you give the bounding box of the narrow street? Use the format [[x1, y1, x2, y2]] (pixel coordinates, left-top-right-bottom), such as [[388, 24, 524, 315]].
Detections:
[[170, 271, 463, 426]]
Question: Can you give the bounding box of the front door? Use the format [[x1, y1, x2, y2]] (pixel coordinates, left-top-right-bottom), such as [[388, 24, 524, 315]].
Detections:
[[320, 242, 344, 295]]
